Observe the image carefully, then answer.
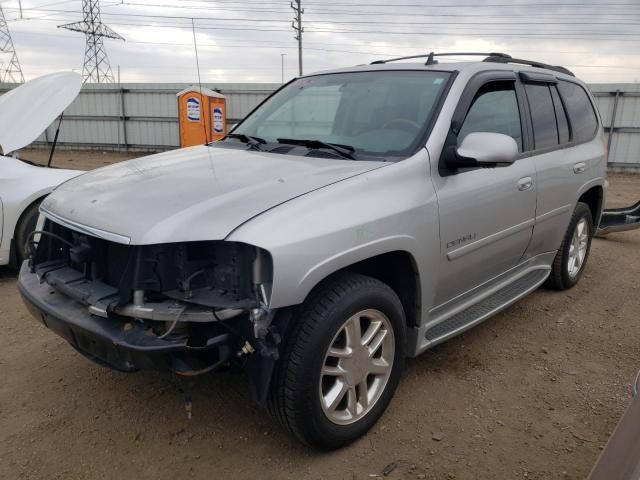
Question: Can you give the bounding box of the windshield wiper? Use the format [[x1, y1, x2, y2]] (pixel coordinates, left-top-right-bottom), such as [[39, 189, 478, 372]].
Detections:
[[277, 138, 356, 160], [223, 133, 266, 150]]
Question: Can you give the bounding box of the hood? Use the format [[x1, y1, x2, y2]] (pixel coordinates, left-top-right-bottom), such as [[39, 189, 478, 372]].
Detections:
[[40, 145, 388, 244], [0, 72, 82, 155]]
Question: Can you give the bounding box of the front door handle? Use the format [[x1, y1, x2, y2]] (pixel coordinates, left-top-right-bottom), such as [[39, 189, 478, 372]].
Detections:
[[517, 176, 533, 191], [574, 162, 586, 174]]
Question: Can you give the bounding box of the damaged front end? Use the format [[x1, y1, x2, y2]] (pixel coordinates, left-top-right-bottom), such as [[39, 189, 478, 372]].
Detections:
[[17, 217, 285, 404]]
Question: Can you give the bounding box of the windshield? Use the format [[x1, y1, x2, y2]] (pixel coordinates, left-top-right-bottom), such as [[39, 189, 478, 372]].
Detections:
[[231, 70, 451, 159]]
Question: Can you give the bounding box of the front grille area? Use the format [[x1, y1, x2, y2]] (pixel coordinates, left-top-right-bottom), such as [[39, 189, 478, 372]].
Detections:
[[33, 219, 260, 310]]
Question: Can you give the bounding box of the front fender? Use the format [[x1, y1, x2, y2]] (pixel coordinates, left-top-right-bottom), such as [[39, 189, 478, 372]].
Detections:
[[297, 235, 422, 303], [226, 150, 440, 310]]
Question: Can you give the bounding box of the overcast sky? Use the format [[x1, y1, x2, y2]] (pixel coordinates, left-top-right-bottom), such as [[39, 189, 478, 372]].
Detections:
[[1, 0, 640, 84]]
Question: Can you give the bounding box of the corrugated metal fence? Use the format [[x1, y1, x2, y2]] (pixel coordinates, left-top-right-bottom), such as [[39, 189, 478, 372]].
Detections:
[[590, 84, 640, 169], [0, 82, 279, 151], [1, 81, 639, 168]]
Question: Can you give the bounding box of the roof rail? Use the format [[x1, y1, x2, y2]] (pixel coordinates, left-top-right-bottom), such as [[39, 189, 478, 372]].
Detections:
[[483, 55, 575, 77], [370, 52, 511, 65], [369, 51, 575, 77]]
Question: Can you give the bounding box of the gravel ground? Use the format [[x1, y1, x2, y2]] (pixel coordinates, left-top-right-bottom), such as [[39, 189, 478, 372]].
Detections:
[[1, 153, 639, 479]]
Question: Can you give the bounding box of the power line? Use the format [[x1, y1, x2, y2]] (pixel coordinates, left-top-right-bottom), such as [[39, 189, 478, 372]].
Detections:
[[303, 18, 640, 26], [9, 4, 640, 41], [15, 29, 640, 57], [99, 1, 640, 17], [304, 27, 640, 38], [9, 6, 640, 27], [14, 14, 640, 41], [171, 0, 638, 6], [140, 0, 640, 16], [304, 7, 640, 17], [291, 1, 640, 7], [172, 0, 640, 10], [110, 1, 291, 13], [11, 7, 290, 22], [12, 30, 640, 65], [11, 7, 640, 28], [15, 30, 640, 71]]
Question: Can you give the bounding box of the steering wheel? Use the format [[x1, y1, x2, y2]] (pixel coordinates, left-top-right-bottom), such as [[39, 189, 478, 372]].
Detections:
[[382, 118, 421, 133]]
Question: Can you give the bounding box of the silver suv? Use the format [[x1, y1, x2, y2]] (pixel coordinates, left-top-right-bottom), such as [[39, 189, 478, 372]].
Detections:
[[18, 53, 606, 449]]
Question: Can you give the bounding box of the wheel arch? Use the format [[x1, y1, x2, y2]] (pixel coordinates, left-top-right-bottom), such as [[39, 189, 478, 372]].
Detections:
[[341, 251, 421, 328], [578, 184, 604, 228], [298, 249, 422, 329], [9, 194, 48, 267]]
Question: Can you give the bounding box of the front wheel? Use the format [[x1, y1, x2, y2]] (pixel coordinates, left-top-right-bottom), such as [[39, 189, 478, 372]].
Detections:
[[546, 202, 594, 290], [268, 272, 406, 450]]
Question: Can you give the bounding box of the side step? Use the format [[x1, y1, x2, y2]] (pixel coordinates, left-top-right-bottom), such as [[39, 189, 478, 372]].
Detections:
[[425, 269, 548, 342], [597, 200, 640, 236]]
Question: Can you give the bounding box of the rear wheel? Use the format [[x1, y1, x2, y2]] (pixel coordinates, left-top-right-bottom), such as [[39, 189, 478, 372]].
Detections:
[[546, 202, 593, 290], [14, 200, 42, 266], [268, 272, 406, 450]]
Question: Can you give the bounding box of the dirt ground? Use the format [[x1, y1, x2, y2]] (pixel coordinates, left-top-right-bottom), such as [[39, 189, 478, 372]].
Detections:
[[17, 147, 148, 170], [1, 152, 639, 479]]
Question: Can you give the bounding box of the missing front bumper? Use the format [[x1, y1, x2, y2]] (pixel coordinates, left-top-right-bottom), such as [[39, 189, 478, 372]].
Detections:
[[17, 262, 236, 375]]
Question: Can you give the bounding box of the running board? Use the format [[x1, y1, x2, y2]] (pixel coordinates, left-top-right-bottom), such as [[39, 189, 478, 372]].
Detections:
[[425, 269, 549, 342], [597, 200, 640, 236]]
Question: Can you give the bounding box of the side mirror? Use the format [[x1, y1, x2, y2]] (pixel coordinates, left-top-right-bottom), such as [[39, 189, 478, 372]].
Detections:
[[446, 132, 519, 168]]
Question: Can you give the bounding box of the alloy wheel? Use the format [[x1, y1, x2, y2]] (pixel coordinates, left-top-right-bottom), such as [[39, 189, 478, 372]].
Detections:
[[319, 309, 395, 425], [567, 217, 589, 278]]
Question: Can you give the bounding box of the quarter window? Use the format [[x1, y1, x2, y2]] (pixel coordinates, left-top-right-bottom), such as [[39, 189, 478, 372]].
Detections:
[[557, 80, 599, 143], [525, 83, 559, 149], [458, 81, 523, 152]]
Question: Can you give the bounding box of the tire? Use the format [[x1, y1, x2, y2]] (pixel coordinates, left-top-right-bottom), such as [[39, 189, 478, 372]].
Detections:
[[268, 271, 406, 450], [14, 200, 42, 266], [546, 202, 594, 290]]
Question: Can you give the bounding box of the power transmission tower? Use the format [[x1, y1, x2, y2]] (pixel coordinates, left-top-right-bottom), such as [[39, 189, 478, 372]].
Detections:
[[0, 4, 25, 84], [58, 0, 124, 84], [291, 0, 303, 76]]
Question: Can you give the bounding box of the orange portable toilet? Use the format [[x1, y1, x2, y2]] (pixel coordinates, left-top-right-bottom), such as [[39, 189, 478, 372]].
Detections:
[[176, 86, 227, 147]]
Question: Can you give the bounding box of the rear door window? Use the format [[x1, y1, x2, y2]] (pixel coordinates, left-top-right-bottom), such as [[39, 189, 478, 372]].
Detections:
[[524, 83, 559, 150], [557, 80, 599, 143]]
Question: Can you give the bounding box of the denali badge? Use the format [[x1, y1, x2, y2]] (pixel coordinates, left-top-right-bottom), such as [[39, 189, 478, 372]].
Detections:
[[447, 233, 477, 249]]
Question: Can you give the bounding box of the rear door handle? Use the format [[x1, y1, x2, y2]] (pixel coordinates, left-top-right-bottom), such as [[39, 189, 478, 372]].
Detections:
[[517, 176, 533, 191], [573, 162, 586, 174]]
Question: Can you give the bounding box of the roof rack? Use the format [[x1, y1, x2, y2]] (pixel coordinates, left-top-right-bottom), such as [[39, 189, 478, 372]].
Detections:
[[482, 55, 575, 77], [370, 51, 575, 77], [370, 52, 511, 65]]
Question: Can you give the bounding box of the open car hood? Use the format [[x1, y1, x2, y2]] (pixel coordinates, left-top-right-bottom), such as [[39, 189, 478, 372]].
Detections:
[[0, 72, 82, 155]]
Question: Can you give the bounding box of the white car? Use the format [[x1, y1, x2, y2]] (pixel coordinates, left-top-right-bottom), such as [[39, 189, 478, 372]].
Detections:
[[0, 72, 84, 266]]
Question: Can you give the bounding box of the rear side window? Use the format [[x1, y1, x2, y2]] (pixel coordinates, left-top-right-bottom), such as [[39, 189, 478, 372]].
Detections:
[[557, 81, 598, 143], [458, 81, 523, 152], [524, 83, 558, 149]]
